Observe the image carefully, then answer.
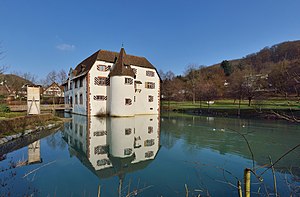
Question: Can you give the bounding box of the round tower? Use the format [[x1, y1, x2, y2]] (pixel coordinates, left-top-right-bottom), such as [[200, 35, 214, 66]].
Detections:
[[109, 48, 135, 116], [108, 117, 135, 157]]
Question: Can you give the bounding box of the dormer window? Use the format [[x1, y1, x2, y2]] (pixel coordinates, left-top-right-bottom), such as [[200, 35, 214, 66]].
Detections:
[[146, 70, 155, 77], [97, 65, 106, 71]]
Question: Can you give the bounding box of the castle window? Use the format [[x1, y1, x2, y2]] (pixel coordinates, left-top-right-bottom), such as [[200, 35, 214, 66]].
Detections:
[[125, 128, 132, 135], [93, 95, 107, 101], [125, 78, 133, 85], [75, 123, 78, 134], [97, 159, 110, 166], [145, 151, 154, 158], [105, 65, 111, 71], [94, 77, 107, 86], [125, 98, 132, 105], [79, 94, 83, 104], [148, 126, 153, 134], [148, 95, 154, 102], [145, 82, 155, 89], [124, 148, 133, 156], [75, 94, 78, 104], [132, 68, 137, 75], [79, 78, 83, 87], [94, 130, 107, 136], [74, 79, 78, 88], [97, 65, 106, 71], [95, 145, 109, 155], [79, 125, 83, 136], [146, 70, 155, 77], [144, 139, 155, 147], [106, 78, 110, 86]]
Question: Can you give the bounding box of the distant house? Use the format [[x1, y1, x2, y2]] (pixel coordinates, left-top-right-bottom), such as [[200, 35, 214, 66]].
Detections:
[[63, 47, 160, 116], [43, 82, 64, 97]]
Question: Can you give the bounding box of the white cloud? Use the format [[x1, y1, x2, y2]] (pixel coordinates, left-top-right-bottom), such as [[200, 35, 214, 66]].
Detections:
[[56, 43, 75, 51]]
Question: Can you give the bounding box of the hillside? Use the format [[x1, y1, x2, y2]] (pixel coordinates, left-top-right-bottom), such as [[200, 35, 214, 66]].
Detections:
[[164, 40, 300, 103], [0, 74, 33, 95], [210, 40, 300, 74]]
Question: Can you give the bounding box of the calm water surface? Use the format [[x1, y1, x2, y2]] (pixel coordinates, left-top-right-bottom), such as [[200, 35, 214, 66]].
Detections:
[[0, 113, 299, 196]]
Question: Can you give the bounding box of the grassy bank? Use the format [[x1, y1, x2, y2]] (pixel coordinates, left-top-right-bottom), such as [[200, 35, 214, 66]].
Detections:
[[0, 113, 63, 137], [162, 99, 300, 119], [162, 99, 300, 110], [0, 112, 27, 119]]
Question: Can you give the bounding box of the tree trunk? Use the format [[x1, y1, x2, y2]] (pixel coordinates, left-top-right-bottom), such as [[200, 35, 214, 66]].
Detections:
[[238, 97, 241, 117], [198, 100, 202, 114], [248, 97, 252, 106], [207, 102, 210, 113], [192, 92, 196, 104]]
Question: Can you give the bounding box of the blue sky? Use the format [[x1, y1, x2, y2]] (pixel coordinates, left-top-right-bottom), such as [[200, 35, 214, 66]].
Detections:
[[0, 0, 300, 80]]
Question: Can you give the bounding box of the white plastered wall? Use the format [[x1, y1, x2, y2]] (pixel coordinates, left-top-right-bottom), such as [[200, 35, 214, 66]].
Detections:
[[73, 76, 87, 115], [132, 66, 160, 115], [89, 61, 113, 116], [110, 76, 134, 116]]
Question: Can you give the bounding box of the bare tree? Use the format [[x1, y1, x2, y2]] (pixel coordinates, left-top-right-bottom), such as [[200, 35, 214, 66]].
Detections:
[[11, 71, 37, 84], [227, 70, 245, 116], [0, 43, 8, 76], [45, 70, 57, 85], [185, 64, 200, 104], [57, 69, 67, 85], [201, 81, 218, 112], [0, 65, 8, 75]]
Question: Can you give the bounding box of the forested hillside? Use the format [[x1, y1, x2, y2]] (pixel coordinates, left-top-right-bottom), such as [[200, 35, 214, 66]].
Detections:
[[161, 40, 300, 105], [0, 74, 33, 96]]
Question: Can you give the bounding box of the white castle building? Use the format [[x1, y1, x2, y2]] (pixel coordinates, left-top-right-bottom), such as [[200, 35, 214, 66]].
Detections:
[[63, 48, 160, 116]]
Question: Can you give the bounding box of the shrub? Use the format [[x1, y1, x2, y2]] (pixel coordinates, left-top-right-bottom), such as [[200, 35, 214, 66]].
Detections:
[[0, 104, 11, 113]]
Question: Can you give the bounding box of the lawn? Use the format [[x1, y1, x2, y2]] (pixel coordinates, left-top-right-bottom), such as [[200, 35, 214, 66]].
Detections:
[[162, 99, 300, 110]]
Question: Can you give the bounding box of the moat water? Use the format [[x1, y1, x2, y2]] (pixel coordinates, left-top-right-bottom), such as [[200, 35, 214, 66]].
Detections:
[[0, 113, 299, 196]]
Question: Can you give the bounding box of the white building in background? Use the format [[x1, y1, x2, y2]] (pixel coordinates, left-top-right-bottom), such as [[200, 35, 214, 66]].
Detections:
[[43, 82, 64, 97], [63, 48, 160, 117]]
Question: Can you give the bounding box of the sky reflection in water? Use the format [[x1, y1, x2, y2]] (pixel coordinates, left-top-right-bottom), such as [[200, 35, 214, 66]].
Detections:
[[0, 113, 299, 196]]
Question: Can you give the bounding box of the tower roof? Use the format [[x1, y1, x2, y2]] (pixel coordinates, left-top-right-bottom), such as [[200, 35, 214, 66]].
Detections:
[[109, 48, 135, 78]]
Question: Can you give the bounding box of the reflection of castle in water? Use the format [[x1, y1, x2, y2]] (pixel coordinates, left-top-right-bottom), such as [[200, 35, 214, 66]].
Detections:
[[62, 114, 160, 180]]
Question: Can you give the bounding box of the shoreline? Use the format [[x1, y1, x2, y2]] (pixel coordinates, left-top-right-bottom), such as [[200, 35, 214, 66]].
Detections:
[[0, 114, 65, 148], [163, 108, 300, 121]]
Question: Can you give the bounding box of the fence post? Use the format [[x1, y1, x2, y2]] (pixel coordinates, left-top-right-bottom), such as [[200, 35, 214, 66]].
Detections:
[[244, 168, 251, 197]]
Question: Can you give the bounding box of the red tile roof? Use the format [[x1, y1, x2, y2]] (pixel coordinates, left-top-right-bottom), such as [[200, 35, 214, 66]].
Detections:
[[73, 48, 155, 77]]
